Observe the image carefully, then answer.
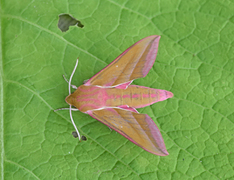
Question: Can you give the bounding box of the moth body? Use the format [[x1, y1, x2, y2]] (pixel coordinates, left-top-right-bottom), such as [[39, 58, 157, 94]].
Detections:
[[66, 84, 173, 113], [62, 35, 173, 156]]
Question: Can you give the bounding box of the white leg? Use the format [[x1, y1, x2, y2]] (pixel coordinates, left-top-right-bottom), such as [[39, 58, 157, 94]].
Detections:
[[83, 79, 89, 84], [54, 108, 79, 112], [63, 75, 77, 89]]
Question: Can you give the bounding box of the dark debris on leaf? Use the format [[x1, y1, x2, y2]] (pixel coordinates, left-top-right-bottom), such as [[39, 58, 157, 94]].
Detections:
[[81, 135, 87, 141], [72, 131, 78, 138], [58, 14, 84, 32], [72, 132, 87, 141]]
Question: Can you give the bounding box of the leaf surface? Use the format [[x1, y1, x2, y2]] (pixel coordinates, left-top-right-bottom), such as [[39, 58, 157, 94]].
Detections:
[[1, 0, 234, 179]]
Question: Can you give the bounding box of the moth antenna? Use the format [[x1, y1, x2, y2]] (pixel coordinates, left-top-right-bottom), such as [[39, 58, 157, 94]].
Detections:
[[69, 106, 80, 140], [63, 75, 77, 89], [68, 59, 81, 140]]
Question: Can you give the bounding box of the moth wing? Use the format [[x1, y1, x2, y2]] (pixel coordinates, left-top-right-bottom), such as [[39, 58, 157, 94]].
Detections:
[[85, 35, 160, 87], [87, 108, 168, 156]]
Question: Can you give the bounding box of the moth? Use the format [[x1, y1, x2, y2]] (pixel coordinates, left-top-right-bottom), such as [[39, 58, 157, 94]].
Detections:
[[59, 35, 173, 156]]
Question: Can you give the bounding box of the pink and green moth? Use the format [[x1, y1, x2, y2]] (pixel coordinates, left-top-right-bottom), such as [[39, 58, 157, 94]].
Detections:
[[59, 35, 173, 156]]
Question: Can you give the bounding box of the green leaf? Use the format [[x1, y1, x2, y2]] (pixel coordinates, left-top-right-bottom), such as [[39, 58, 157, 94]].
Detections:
[[1, 0, 234, 179]]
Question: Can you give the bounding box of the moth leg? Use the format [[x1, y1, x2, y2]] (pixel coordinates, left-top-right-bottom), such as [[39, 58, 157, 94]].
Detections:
[[63, 75, 77, 89], [54, 107, 79, 112], [83, 79, 89, 84]]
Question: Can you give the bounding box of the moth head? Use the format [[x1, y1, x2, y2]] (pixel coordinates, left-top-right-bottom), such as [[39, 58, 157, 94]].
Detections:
[[65, 93, 74, 106]]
